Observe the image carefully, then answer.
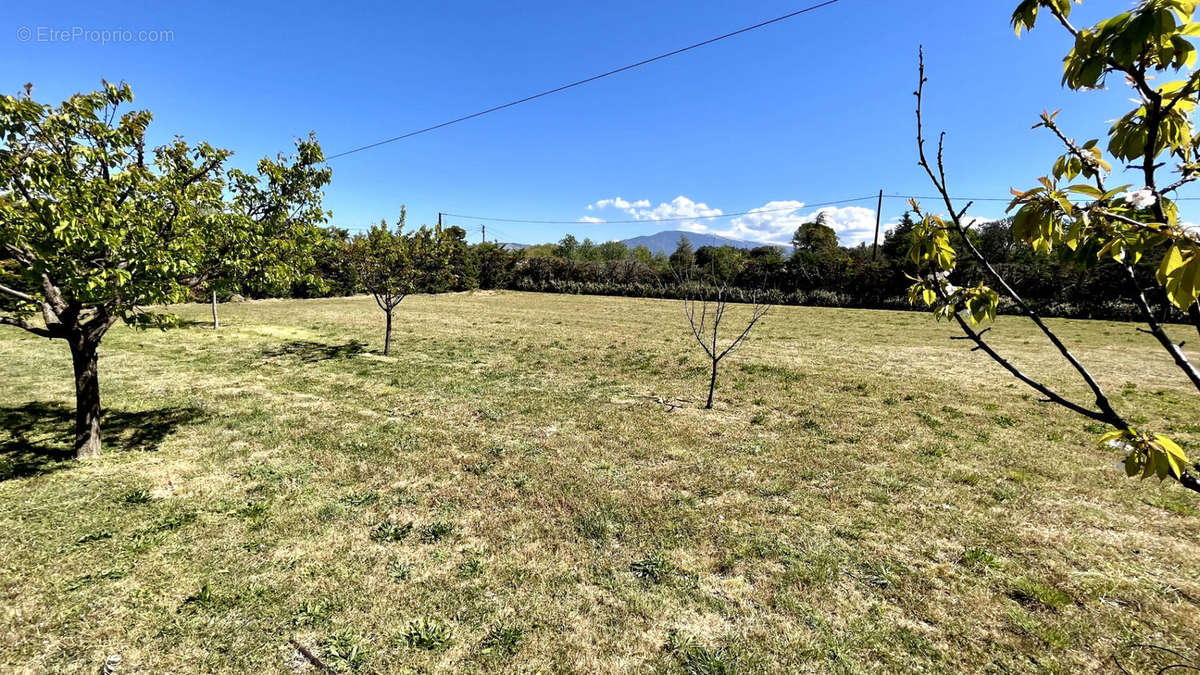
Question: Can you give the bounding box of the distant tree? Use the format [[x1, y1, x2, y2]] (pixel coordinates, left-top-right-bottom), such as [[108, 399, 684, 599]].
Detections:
[[650, 250, 672, 276], [554, 234, 579, 260], [0, 82, 331, 458], [523, 243, 557, 258], [669, 235, 695, 272], [441, 225, 475, 290], [748, 245, 784, 263], [597, 240, 629, 261], [740, 246, 785, 288], [472, 242, 520, 290], [880, 211, 918, 262], [682, 281, 770, 409], [345, 211, 453, 356], [632, 245, 654, 266], [300, 226, 358, 298], [695, 245, 744, 284], [576, 237, 600, 261], [791, 214, 839, 254], [907, 1, 1200, 494]]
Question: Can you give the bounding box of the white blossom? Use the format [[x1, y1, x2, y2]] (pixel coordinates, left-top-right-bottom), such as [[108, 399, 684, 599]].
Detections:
[[944, 283, 960, 294], [1123, 187, 1156, 209], [1105, 439, 1133, 453]]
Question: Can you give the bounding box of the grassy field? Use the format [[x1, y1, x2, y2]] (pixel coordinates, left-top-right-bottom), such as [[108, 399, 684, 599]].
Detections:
[[1, 291, 1198, 673]]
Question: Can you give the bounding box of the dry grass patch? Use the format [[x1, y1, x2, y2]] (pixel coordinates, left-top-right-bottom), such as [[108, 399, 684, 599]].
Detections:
[[0, 291, 1197, 672]]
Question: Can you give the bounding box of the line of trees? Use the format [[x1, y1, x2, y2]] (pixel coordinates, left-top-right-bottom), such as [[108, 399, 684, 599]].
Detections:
[[275, 214, 1183, 323]]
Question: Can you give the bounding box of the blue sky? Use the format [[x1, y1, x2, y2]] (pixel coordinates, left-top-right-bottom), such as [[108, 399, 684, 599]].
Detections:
[[4, 1, 1192, 246]]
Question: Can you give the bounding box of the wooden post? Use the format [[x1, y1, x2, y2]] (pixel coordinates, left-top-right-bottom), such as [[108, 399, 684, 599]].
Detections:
[[437, 212, 442, 228], [871, 189, 883, 261], [481, 224, 486, 243]]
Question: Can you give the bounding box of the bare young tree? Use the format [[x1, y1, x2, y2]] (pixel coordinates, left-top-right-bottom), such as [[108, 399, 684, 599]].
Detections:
[[682, 281, 770, 409]]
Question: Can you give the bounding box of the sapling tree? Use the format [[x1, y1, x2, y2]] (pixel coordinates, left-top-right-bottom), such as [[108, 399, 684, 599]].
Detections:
[[906, 0, 1200, 494], [681, 280, 770, 409], [197, 138, 332, 328], [0, 81, 331, 458], [345, 212, 454, 356]]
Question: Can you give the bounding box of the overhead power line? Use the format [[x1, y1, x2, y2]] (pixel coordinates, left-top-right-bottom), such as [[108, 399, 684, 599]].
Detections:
[[324, 0, 845, 160]]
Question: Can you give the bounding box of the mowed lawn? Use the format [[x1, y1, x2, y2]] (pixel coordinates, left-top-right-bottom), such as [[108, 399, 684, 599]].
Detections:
[[1, 291, 1198, 673]]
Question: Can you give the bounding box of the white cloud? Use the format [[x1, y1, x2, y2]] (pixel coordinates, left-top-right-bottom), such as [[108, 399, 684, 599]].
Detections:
[[587, 195, 723, 229], [588, 197, 651, 211], [582, 194, 890, 247], [715, 203, 880, 247], [577, 216, 606, 223]]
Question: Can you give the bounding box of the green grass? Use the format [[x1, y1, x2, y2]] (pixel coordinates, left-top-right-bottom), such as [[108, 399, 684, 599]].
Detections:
[[1, 290, 1198, 672]]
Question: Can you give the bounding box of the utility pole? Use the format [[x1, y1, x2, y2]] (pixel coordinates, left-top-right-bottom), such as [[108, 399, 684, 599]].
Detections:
[[481, 224, 486, 243], [437, 212, 443, 228], [871, 189, 883, 261]]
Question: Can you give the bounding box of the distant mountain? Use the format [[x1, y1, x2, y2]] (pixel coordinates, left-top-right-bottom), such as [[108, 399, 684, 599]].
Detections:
[[619, 230, 786, 256], [491, 230, 786, 255]]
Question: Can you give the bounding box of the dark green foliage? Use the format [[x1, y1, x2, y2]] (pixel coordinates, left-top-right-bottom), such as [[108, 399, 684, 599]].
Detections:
[[400, 618, 453, 650], [120, 489, 153, 505], [418, 521, 455, 543], [321, 630, 371, 671], [478, 622, 525, 656], [370, 519, 413, 542], [630, 551, 673, 584], [665, 631, 736, 675]]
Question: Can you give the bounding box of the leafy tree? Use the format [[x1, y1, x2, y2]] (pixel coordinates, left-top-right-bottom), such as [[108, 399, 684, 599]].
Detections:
[[695, 245, 743, 284], [791, 214, 839, 254], [293, 226, 357, 298], [0, 81, 330, 458], [576, 237, 600, 262], [472, 242, 520, 289], [880, 212, 918, 262], [597, 240, 629, 261], [632, 245, 654, 266], [199, 135, 331, 327], [522, 243, 556, 258], [669, 235, 695, 273], [441, 225, 475, 290], [345, 212, 455, 356], [907, 1, 1200, 494], [553, 234, 579, 260], [739, 246, 785, 289]]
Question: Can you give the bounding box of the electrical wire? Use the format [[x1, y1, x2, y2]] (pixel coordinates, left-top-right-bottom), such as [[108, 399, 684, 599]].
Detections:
[[324, 0, 845, 160]]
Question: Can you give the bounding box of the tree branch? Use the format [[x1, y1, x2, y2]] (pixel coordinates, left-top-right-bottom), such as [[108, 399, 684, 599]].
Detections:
[[1123, 264, 1200, 393], [0, 282, 35, 304], [915, 48, 1127, 428], [0, 314, 56, 339]]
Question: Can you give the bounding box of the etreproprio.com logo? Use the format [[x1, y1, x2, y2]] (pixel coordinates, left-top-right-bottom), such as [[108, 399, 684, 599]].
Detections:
[[16, 26, 174, 44]]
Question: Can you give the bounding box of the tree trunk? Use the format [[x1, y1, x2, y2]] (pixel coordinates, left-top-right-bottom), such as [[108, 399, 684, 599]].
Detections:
[[211, 290, 219, 330], [69, 337, 102, 459], [383, 309, 393, 356], [706, 359, 718, 409]]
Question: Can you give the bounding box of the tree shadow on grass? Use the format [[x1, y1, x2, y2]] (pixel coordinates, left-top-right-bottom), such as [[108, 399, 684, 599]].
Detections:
[[0, 402, 205, 481], [261, 339, 369, 362]]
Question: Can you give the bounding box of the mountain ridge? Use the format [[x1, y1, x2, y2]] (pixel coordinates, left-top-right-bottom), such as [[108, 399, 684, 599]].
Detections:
[[496, 230, 786, 255], [619, 230, 785, 255]]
